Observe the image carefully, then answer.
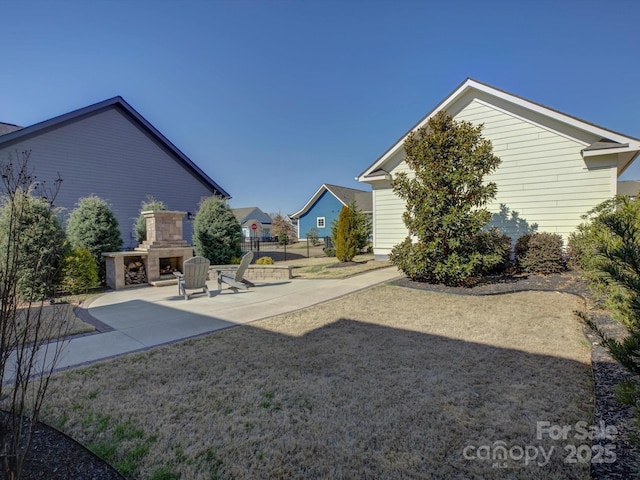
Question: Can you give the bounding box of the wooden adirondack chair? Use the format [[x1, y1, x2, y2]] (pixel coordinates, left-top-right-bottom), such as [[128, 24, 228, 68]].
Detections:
[[175, 256, 211, 300], [216, 251, 255, 291]]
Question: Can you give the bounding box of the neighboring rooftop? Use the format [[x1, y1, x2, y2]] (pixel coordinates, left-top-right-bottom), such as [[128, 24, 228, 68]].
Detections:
[[232, 207, 272, 224], [290, 183, 372, 218], [618, 180, 640, 197], [0, 122, 23, 136]]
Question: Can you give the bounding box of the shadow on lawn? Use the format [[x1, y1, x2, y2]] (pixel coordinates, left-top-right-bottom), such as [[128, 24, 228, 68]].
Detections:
[[39, 296, 607, 480]]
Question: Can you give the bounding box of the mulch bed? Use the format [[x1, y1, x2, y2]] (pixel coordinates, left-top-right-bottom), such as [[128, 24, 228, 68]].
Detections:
[[10, 271, 639, 479], [1, 412, 125, 480], [393, 271, 640, 479]]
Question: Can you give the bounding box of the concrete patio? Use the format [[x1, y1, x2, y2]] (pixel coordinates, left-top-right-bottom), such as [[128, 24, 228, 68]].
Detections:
[[55, 266, 402, 372]]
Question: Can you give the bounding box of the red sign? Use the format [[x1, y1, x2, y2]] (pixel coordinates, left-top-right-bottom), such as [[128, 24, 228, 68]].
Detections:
[[251, 223, 258, 231]]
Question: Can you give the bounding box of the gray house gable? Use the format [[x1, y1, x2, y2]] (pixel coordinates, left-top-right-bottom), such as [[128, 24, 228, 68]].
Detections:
[[232, 207, 272, 225], [0, 97, 230, 198], [0, 97, 230, 249], [290, 183, 372, 219]]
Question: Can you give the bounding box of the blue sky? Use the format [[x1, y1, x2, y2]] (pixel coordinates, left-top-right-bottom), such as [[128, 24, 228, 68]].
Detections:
[[2, 0, 640, 215]]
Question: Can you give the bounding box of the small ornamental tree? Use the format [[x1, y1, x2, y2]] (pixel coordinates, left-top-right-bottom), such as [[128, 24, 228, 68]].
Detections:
[[331, 200, 371, 254], [134, 196, 167, 244], [271, 213, 297, 244], [193, 196, 242, 264], [335, 205, 358, 262], [389, 111, 502, 286], [66, 196, 122, 283], [306, 227, 320, 246]]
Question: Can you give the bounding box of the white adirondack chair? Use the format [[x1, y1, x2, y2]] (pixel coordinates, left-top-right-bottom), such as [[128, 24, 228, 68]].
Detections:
[[216, 251, 255, 291], [175, 256, 211, 300]]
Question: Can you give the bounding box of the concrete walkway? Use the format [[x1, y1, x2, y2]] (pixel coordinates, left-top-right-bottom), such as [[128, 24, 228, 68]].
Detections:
[[53, 266, 403, 372]]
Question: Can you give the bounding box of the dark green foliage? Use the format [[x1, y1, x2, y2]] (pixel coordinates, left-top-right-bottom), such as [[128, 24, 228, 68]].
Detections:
[[134, 196, 167, 243], [66, 196, 122, 284], [193, 197, 242, 264], [331, 201, 371, 254], [576, 196, 640, 445], [389, 111, 502, 286], [335, 205, 358, 262], [474, 228, 512, 274], [514, 233, 531, 264], [568, 197, 635, 323], [60, 247, 99, 295], [516, 232, 566, 274], [0, 192, 67, 300], [324, 247, 336, 257]]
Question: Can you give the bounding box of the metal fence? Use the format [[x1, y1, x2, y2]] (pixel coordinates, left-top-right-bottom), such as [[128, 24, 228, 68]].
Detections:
[[240, 237, 331, 262]]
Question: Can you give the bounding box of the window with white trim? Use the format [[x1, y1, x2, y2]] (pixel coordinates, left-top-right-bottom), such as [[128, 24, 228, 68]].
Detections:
[[317, 217, 325, 228]]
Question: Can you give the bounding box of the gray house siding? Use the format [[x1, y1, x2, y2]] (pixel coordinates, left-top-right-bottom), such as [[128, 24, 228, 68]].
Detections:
[[0, 105, 220, 249]]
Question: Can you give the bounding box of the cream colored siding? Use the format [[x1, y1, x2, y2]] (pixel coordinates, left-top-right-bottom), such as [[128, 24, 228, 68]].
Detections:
[[456, 99, 615, 240], [371, 98, 618, 255], [373, 183, 407, 252]]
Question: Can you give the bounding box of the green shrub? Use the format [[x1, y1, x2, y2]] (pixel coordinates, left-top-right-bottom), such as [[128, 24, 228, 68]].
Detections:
[[324, 247, 336, 257], [335, 205, 358, 262], [0, 191, 67, 300], [514, 233, 531, 265], [474, 228, 512, 274], [331, 201, 371, 254], [573, 196, 640, 326], [133, 196, 167, 244], [229, 256, 242, 265], [193, 197, 242, 264], [60, 247, 99, 295], [66, 196, 122, 284], [516, 232, 566, 274], [255, 256, 274, 265], [577, 196, 640, 451], [391, 238, 494, 285]]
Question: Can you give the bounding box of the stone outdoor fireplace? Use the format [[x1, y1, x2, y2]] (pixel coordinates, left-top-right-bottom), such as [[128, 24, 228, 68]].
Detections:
[[135, 211, 193, 283], [103, 211, 194, 289]]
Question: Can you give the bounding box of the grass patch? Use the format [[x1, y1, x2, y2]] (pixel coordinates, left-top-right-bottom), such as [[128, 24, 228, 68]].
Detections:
[[288, 254, 392, 278], [43, 285, 592, 479]]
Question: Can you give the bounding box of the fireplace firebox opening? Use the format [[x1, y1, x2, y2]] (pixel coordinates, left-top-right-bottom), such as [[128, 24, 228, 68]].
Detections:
[[159, 256, 182, 276]]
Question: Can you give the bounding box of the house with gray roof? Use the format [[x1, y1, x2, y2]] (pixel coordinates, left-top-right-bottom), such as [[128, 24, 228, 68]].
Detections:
[[232, 207, 273, 239], [357, 78, 640, 259], [0, 97, 230, 248], [290, 183, 372, 240]]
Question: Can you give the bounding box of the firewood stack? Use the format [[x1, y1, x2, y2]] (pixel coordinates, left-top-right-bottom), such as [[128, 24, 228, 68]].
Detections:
[[125, 261, 147, 285]]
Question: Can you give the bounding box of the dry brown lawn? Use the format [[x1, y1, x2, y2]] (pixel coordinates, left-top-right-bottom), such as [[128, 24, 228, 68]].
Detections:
[[42, 285, 592, 479]]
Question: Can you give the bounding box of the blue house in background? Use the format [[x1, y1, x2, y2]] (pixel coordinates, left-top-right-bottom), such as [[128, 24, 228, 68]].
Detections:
[[290, 184, 372, 240]]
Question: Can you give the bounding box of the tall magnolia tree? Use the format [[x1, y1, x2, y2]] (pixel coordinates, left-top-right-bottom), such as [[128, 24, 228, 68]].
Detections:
[[390, 111, 502, 286]]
